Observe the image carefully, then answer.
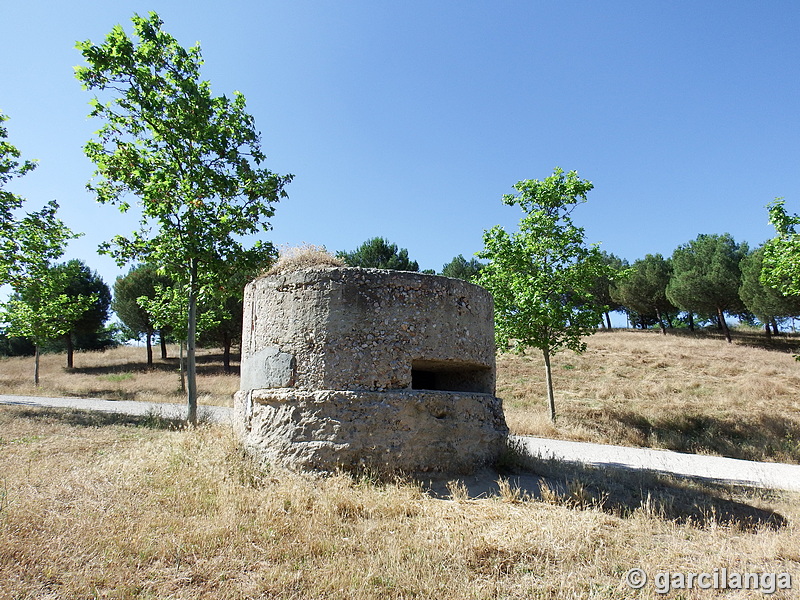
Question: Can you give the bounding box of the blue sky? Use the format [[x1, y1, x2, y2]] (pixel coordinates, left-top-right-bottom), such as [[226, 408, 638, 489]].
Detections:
[[2, 1, 799, 298]]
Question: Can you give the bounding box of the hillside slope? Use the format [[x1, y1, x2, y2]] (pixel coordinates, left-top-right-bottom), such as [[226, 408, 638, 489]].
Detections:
[[499, 329, 800, 464]]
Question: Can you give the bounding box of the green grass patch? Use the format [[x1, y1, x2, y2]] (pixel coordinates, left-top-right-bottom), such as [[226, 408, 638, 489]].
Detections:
[[100, 373, 134, 383]]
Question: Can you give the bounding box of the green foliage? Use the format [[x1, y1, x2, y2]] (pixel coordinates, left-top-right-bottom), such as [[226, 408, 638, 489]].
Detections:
[[77, 12, 292, 422], [740, 245, 800, 326], [0, 331, 35, 357], [666, 233, 748, 342], [476, 168, 612, 421], [0, 111, 38, 283], [112, 264, 171, 340], [53, 259, 111, 341], [763, 198, 800, 296], [440, 254, 485, 282], [0, 112, 90, 380], [477, 168, 609, 354], [337, 237, 419, 271], [76, 13, 291, 279], [612, 253, 676, 332], [2, 268, 95, 373], [112, 263, 172, 364], [588, 250, 629, 327], [0, 114, 74, 291]]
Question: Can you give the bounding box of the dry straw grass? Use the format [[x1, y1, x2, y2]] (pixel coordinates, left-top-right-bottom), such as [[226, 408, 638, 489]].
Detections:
[[266, 243, 344, 275], [499, 328, 800, 463], [1, 406, 797, 599], [0, 344, 238, 406]]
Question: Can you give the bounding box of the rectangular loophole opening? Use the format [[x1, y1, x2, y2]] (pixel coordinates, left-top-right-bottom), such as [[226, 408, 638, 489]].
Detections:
[[411, 359, 492, 394]]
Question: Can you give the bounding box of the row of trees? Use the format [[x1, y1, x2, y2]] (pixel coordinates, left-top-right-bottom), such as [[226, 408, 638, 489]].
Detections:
[[469, 168, 800, 422], [0, 110, 112, 383], [1, 13, 291, 425], [336, 227, 800, 351], [597, 234, 800, 343], [111, 262, 255, 374], [7, 13, 800, 428], [336, 236, 485, 280]]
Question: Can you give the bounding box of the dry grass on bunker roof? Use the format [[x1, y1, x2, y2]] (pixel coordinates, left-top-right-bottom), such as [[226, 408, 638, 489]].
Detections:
[[266, 243, 345, 275]]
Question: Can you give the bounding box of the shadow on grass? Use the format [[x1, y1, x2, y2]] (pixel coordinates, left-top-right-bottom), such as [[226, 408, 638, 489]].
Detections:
[[628, 326, 800, 354], [417, 441, 789, 531], [598, 409, 800, 464], [57, 389, 140, 401], [4, 406, 187, 430], [70, 357, 240, 377]]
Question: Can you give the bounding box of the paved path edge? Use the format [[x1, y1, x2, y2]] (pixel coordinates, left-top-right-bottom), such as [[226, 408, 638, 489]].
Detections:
[[1, 394, 798, 492]]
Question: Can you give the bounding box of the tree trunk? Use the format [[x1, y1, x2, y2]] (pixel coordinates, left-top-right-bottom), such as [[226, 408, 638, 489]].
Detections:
[[160, 329, 168, 360], [605, 311, 612, 330], [145, 331, 153, 366], [543, 347, 556, 423], [34, 344, 40, 387], [688, 312, 695, 331], [656, 309, 667, 335], [765, 322, 772, 341], [717, 307, 732, 343], [179, 340, 186, 394], [771, 318, 779, 336], [187, 259, 198, 426], [223, 330, 232, 374], [65, 333, 74, 369]]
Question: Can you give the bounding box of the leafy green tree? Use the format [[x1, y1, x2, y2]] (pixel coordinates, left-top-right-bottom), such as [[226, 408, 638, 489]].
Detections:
[[763, 198, 800, 296], [612, 254, 676, 334], [337, 237, 419, 271], [2, 208, 90, 385], [440, 254, 485, 282], [666, 233, 748, 343], [476, 168, 611, 422], [50, 260, 111, 368], [590, 251, 628, 328], [0, 114, 89, 382], [112, 264, 172, 365], [77, 12, 292, 424], [198, 253, 274, 373], [740, 245, 800, 339], [0, 111, 37, 283]]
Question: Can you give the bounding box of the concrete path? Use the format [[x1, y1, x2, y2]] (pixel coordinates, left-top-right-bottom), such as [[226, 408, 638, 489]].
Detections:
[[1, 394, 798, 492], [512, 435, 800, 492], [0, 394, 232, 425]]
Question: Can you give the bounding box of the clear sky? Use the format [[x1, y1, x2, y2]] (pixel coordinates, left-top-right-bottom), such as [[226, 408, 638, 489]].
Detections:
[[2, 1, 799, 298]]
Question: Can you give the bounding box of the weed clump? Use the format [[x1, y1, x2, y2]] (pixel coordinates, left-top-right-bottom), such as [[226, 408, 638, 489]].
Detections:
[[266, 243, 344, 275]]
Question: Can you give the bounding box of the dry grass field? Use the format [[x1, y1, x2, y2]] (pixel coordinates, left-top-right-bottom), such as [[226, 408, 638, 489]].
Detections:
[[499, 328, 800, 464], [0, 344, 238, 407], [1, 406, 798, 599], [1, 329, 800, 597]]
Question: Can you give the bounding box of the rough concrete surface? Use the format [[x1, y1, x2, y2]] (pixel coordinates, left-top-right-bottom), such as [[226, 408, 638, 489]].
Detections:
[[236, 388, 507, 473], [240, 267, 496, 392], [236, 267, 508, 473]]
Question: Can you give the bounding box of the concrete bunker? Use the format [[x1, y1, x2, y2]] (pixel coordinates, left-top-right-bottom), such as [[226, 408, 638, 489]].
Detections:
[[234, 266, 508, 473]]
